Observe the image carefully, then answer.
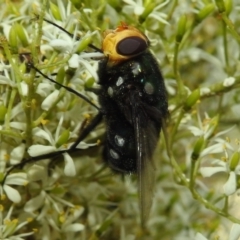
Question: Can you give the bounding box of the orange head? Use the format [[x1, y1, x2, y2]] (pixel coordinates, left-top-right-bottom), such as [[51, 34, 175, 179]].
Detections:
[[102, 22, 150, 65]]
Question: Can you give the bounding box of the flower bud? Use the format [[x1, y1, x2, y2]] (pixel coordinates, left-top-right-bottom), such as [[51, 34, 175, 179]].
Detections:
[[229, 152, 240, 171], [85, 77, 95, 88], [0, 173, 5, 183], [55, 129, 70, 148], [197, 4, 215, 22], [77, 36, 93, 53], [9, 25, 18, 53], [19, 62, 26, 74], [215, 0, 226, 13], [176, 15, 187, 43], [108, 0, 121, 8], [191, 136, 205, 160], [70, 0, 81, 9], [184, 88, 200, 111], [67, 98, 77, 111], [51, 185, 65, 194], [0, 104, 7, 124], [225, 0, 233, 15], [50, 2, 62, 20], [139, 2, 155, 23], [56, 67, 65, 89], [15, 23, 29, 47]]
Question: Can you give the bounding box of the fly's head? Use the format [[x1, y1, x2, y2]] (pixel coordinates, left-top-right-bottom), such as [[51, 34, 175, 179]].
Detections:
[[102, 22, 150, 66]]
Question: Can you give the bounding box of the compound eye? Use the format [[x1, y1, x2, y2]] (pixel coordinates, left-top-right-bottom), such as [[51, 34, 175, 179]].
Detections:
[[116, 37, 148, 56]]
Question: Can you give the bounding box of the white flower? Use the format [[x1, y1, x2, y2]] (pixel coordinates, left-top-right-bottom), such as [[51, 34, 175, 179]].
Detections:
[[187, 113, 220, 140], [189, 114, 239, 196], [28, 115, 97, 177], [24, 191, 46, 212], [122, 0, 170, 24], [61, 207, 85, 232], [123, 0, 145, 15], [28, 116, 76, 177], [0, 204, 34, 239], [195, 224, 240, 240], [229, 224, 240, 240], [23, 178, 85, 236], [200, 138, 233, 157], [195, 232, 208, 240], [186, 112, 235, 158], [200, 139, 240, 196], [0, 144, 27, 203], [40, 206, 85, 239], [2, 174, 26, 202]]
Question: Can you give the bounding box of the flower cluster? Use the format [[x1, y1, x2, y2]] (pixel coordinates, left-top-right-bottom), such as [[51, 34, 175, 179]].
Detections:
[[1, 0, 240, 239]]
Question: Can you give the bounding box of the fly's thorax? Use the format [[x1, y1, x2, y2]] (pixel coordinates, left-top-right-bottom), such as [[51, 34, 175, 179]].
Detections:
[[99, 52, 167, 112]]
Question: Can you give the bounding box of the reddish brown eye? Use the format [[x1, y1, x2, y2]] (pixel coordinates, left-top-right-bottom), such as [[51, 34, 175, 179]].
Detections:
[[116, 37, 148, 56]]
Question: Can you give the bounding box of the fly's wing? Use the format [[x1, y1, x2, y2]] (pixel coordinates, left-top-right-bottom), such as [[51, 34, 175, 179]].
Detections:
[[132, 101, 162, 227]]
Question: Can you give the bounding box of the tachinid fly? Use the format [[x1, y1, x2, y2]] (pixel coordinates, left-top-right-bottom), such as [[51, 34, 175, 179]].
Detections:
[[4, 22, 168, 227], [98, 23, 168, 225]]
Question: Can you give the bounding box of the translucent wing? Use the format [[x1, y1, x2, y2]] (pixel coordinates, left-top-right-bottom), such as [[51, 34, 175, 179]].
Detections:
[[131, 98, 163, 227]]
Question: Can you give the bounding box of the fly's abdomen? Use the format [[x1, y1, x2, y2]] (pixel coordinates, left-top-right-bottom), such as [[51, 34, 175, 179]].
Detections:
[[98, 89, 138, 172], [103, 115, 137, 172]]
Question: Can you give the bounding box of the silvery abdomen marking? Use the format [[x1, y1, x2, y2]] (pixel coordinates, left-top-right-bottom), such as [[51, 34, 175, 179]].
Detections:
[[107, 86, 114, 96], [109, 149, 119, 159], [115, 135, 125, 147]]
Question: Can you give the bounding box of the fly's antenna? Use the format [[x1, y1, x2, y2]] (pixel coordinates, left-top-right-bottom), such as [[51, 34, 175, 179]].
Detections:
[[30, 64, 101, 112], [35, 14, 102, 53]]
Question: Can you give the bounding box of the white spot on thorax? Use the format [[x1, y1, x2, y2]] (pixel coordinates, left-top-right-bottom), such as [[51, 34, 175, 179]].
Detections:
[[144, 82, 154, 95], [116, 77, 124, 86], [131, 62, 141, 76]]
